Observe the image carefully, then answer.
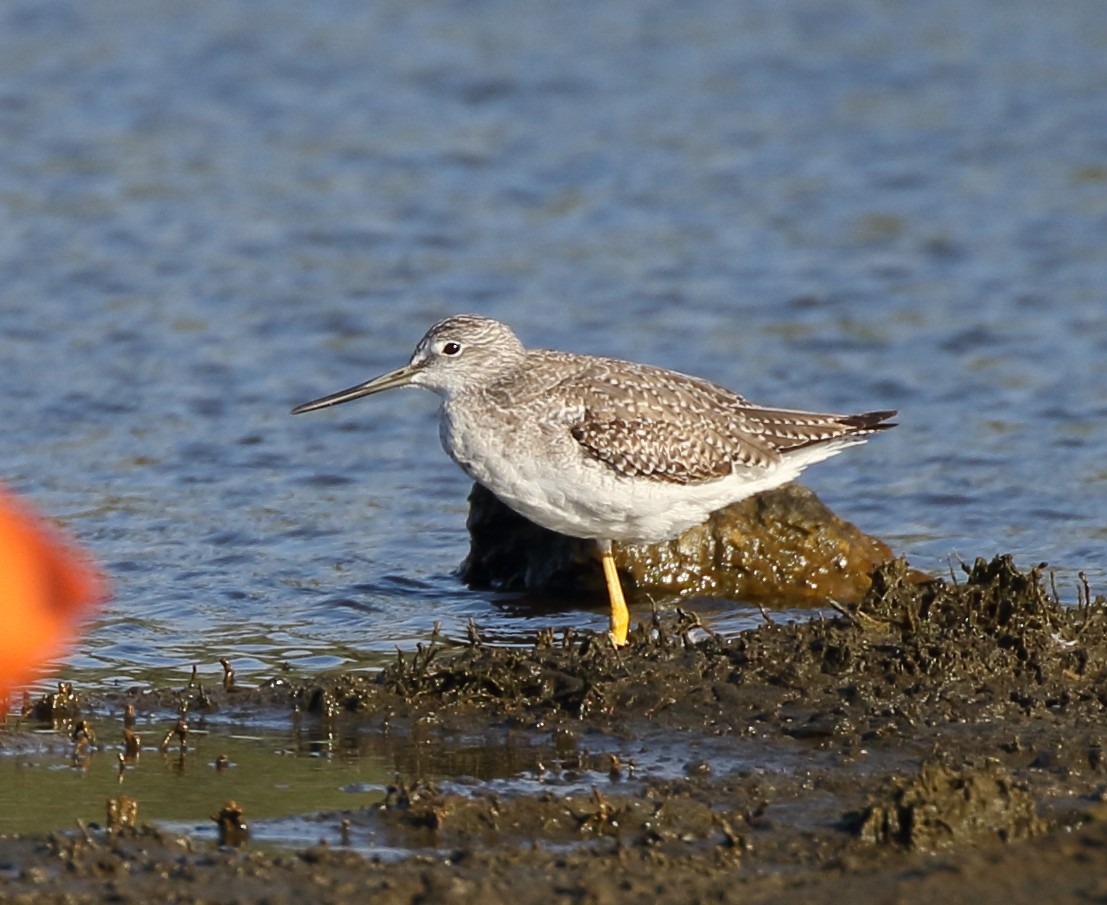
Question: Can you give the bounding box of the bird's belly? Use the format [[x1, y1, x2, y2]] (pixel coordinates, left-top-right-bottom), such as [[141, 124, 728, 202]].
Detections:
[[500, 473, 713, 543], [452, 441, 802, 543], [439, 407, 807, 544]]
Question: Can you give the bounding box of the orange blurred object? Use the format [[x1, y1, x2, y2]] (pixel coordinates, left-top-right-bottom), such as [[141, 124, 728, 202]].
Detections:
[[0, 487, 108, 717]]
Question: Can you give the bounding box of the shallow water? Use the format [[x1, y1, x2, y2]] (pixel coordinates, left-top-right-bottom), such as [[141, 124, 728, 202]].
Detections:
[[0, 688, 774, 843], [2, 0, 1107, 692]]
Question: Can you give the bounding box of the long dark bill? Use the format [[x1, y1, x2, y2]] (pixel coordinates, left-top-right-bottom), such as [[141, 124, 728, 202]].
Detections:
[[290, 363, 419, 414]]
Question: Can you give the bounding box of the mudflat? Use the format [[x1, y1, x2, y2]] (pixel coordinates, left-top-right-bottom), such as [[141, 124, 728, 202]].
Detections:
[[4, 556, 1107, 904]]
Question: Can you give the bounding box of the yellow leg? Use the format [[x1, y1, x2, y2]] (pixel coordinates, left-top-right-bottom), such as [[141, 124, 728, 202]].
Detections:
[[601, 544, 629, 647]]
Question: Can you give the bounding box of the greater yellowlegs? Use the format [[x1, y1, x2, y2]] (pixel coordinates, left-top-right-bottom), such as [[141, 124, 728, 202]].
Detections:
[[292, 315, 895, 645]]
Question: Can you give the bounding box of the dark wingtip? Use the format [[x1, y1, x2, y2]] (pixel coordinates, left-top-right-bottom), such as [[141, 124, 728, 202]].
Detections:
[[844, 409, 898, 431]]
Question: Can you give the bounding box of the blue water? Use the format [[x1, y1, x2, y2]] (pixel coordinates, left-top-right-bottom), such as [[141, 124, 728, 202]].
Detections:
[[3, 0, 1107, 690]]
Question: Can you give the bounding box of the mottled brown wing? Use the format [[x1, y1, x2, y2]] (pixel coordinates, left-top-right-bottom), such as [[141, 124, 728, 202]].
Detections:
[[546, 351, 894, 484], [551, 354, 754, 423], [570, 417, 780, 484]]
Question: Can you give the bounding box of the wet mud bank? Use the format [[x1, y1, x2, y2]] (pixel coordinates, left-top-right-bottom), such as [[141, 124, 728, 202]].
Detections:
[[5, 556, 1107, 904]]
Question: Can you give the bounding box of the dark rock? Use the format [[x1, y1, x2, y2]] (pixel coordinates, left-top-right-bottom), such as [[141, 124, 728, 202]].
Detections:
[[460, 481, 899, 606]]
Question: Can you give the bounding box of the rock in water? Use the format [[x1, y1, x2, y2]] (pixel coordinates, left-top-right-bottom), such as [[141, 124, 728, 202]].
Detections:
[[460, 481, 897, 606]]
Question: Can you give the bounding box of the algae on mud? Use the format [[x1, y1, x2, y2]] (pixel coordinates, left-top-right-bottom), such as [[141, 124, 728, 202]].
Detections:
[[4, 556, 1107, 904]]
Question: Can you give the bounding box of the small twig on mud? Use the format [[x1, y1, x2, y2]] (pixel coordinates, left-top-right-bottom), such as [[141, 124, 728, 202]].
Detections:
[[466, 618, 483, 647], [1071, 571, 1107, 637], [952, 553, 972, 580], [717, 815, 746, 853], [674, 607, 719, 645], [576, 786, 615, 834], [219, 658, 235, 691], [159, 712, 189, 754], [75, 819, 98, 848], [827, 598, 892, 629], [644, 695, 677, 718], [646, 599, 668, 646], [412, 639, 440, 674], [756, 602, 775, 626]]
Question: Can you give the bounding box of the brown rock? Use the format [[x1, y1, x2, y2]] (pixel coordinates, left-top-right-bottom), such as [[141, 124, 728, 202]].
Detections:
[[460, 481, 897, 606]]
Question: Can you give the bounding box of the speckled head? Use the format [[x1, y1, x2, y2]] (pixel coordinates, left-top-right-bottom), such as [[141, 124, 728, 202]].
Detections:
[[290, 315, 526, 413], [407, 315, 526, 395]]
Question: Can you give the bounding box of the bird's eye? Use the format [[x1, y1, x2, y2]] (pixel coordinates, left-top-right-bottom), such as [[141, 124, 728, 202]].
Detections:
[[442, 341, 462, 356]]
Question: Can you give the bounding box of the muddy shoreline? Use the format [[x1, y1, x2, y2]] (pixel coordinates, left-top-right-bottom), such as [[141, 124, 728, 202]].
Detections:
[[4, 556, 1107, 904]]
